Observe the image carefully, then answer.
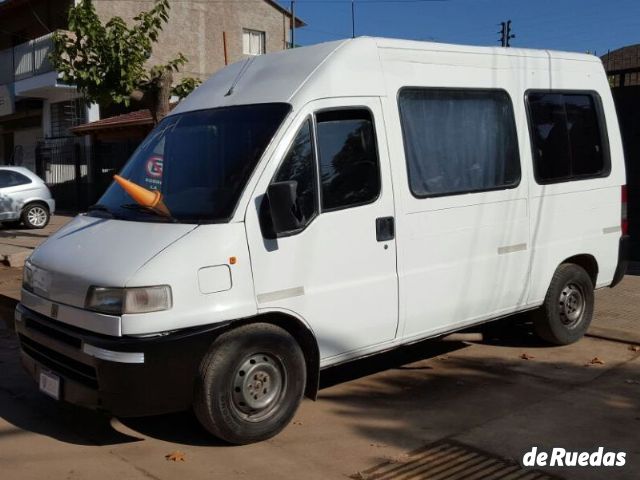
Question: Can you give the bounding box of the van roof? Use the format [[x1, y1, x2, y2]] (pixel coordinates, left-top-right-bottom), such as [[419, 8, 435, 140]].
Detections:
[[172, 37, 602, 116]]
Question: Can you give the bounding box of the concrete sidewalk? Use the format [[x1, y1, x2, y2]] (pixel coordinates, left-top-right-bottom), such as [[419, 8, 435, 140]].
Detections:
[[0, 215, 74, 267]]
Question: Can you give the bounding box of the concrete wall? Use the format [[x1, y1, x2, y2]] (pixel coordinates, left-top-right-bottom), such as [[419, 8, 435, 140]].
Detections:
[[93, 0, 292, 83]]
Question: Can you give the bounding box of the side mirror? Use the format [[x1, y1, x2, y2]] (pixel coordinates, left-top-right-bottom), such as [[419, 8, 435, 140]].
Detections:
[[266, 181, 302, 235]]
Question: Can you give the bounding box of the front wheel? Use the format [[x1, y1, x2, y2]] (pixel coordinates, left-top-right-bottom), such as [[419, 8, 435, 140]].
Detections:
[[22, 204, 50, 229], [194, 323, 306, 444], [533, 263, 594, 345]]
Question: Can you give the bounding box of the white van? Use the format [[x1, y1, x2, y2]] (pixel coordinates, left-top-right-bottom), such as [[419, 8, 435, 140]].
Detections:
[[15, 38, 628, 444]]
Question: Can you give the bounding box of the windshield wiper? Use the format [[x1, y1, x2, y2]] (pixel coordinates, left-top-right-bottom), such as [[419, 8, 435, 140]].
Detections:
[[87, 203, 117, 218], [120, 203, 178, 223]]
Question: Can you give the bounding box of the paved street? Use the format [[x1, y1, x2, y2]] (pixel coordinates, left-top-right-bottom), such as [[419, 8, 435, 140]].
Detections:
[[0, 221, 638, 480]]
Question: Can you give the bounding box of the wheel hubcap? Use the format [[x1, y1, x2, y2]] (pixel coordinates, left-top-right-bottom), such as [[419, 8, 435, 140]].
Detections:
[[559, 283, 585, 328], [231, 353, 285, 422], [27, 207, 47, 227]]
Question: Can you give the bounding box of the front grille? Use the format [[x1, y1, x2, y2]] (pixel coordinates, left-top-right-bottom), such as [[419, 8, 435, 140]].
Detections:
[[25, 317, 82, 349], [19, 335, 98, 389]]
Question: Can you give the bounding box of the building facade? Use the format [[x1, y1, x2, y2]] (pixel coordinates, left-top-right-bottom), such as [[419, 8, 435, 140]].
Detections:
[[0, 0, 301, 171]]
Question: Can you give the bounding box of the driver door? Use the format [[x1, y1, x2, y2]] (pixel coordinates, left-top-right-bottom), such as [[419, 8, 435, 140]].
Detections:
[[245, 98, 399, 363]]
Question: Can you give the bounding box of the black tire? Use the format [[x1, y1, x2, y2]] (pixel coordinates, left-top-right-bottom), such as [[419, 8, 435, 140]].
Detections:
[[533, 263, 594, 345], [21, 203, 50, 229], [194, 323, 306, 444]]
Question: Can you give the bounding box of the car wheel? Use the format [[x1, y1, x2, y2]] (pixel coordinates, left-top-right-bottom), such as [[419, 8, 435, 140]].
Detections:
[[194, 323, 306, 444], [22, 204, 50, 229], [533, 263, 594, 345]]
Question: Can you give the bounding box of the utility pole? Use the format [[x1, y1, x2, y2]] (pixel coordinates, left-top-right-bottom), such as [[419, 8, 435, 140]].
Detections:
[[351, 1, 356, 38], [290, 1, 296, 48], [498, 20, 515, 47], [506, 20, 514, 47]]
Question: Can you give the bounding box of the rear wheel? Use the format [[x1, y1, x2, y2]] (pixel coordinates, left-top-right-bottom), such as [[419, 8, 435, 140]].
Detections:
[[21, 203, 49, 229], [533, 263, 594, 345], [194, 323, 306, 444]]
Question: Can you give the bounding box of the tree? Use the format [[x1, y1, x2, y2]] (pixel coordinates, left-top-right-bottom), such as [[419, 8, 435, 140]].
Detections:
[[51, 0, 200, 123]]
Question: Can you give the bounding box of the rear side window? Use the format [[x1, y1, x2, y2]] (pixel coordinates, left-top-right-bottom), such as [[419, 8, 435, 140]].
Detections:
[[398, 89, 521, 198], [0, 170, 32, 188], [526, 91, 609, 183], [315, 109, 381, 211]]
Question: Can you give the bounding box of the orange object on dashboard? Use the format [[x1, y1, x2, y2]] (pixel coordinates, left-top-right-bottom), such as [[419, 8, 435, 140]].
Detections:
[[113, 175, 171, 216]]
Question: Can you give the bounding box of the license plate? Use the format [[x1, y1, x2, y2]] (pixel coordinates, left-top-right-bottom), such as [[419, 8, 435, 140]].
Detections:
[[39, 370, 60, 400]]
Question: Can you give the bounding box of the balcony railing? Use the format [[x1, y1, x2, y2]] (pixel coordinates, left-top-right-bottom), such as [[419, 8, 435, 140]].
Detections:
[[0, 32, 56, 85]]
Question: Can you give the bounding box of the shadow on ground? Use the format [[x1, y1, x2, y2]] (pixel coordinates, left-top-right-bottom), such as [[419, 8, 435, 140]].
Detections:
[[0, 314, 582, 447]]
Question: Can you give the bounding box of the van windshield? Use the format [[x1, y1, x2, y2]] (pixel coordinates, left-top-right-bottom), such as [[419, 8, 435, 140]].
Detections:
[[93, 103, 291, 223]]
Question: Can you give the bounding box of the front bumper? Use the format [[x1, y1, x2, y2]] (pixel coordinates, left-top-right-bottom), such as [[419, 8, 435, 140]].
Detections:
[[15, 303, 230, 417]]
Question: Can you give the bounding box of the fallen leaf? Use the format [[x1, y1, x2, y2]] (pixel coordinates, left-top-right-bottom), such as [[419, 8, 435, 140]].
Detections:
[[520, 353, 535, 360], [629, 345, 640, 352], [165, 451, 186, 462], [586, 357, 605, 366]]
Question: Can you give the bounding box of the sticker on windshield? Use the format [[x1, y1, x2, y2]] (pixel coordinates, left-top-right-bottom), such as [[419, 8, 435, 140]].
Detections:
[[144, 155, 163, 190], [146, 155, 163, 178]]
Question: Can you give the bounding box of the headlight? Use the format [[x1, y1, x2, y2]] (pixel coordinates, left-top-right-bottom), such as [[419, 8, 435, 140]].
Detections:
[[23, 260, 34, 292], [86, 286, 172, 315]]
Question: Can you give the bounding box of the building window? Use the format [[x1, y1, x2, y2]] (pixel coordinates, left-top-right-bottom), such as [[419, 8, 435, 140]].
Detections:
[[243, 29, 266, 56], [398, 88, 521, 198], [315, 109, 381, 211], [526, 91, 610, 184], [50, 100, 87, 138]]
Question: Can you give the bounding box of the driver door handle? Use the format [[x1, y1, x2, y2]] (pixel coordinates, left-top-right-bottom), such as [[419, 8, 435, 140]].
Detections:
[[376, 216, 395, 242]]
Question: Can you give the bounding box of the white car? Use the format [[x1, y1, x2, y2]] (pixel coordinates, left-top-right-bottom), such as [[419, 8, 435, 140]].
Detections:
[[0, 166, 55, 229]]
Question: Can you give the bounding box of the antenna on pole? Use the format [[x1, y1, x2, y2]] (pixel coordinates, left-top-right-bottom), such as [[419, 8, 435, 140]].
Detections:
[[351, 0, 356, 38]]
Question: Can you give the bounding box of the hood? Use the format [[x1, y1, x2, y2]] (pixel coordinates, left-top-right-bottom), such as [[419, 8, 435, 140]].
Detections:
[[28, 215, 197, 308]]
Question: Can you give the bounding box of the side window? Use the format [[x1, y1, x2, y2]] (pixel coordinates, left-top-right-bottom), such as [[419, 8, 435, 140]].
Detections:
[[527, 91, 609, 183], [273, 119, 318, 226], [0, 170, 31, 188], [0, 171, 11, 188], [315, 109, 381, 211], [398, 89, 521, 197], [10, 172, 32, 186]]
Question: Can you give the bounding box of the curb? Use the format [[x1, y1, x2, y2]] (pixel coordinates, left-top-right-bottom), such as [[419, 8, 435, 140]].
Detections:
[[1, 250, 30, 268], [587, 326, 640, 345]]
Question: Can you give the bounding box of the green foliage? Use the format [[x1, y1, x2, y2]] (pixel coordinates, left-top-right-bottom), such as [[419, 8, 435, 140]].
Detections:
[[51, 0, 187, 107], [171, 77, 203, 99]]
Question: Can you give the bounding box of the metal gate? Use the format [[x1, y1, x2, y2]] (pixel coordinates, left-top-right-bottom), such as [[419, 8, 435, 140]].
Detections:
[[89, 139, 139, 204], [35, 137, 88, 212]]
